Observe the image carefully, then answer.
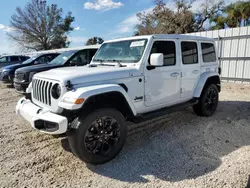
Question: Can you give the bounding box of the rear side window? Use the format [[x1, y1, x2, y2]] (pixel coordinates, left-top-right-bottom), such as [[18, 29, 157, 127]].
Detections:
[[20, 56, 29, 61], [181, 42, 198, 64], [150, 41, 176, 66], [10, 56, 19, 62], [0, 56, 7, 63], [201, 43, 216, 62]]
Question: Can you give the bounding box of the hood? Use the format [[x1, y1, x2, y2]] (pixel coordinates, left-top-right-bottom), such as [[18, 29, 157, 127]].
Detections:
[[34, 65, 140, 85], [1, 63, 21, 70], [1, 63, 32, 72], [16, 64, 61, 74]]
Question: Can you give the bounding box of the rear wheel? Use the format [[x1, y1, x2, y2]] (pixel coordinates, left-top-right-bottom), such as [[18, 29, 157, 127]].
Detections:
[[193, 84, 219, 117], [68, 108, 127, 165]]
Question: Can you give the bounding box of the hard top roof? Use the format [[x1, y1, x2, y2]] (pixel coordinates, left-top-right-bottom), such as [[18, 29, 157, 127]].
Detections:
[[105, 34, 215, 43]]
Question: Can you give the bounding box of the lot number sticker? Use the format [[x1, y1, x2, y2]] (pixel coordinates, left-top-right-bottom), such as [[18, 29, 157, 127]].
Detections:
[[130, 40, 145, 47]]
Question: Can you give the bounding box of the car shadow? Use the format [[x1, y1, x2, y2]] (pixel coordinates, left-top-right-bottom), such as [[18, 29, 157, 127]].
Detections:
[[62, 100, 250, 183]]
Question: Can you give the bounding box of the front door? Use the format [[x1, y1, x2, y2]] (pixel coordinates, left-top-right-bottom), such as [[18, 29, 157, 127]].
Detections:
[[180, 41, 200, 99], [145, 39, 181, 107]]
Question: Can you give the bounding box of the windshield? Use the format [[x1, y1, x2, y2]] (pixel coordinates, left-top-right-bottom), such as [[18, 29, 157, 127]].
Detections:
[[93, 39, 148, 63], [48, 50, 77, 65], [22, 55, 38, 64]]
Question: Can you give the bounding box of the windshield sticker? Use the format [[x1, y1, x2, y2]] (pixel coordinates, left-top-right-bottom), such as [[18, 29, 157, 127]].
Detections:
[[62, 56, 68, 60], [130, 40, 145, 48]]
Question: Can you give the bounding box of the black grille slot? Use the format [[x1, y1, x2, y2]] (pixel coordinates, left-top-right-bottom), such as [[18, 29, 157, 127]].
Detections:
[[32, 79, 53, 106]]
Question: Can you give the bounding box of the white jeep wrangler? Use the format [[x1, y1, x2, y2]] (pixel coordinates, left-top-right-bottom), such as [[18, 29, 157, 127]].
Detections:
[[16, 34, 221, 165]]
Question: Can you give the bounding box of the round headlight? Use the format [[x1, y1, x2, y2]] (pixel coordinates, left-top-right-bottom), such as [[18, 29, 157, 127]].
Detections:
[[3, 71, 9, 75], [51, 84, 61, 99]]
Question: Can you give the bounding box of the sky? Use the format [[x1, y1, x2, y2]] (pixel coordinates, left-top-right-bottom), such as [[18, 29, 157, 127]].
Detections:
[[0, 0, 241, 54]]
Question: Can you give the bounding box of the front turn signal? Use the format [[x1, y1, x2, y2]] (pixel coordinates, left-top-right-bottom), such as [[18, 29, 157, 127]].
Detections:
[[74, 98, 85, 104]]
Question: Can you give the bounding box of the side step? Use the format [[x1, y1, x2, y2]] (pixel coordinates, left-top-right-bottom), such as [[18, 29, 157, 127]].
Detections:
[[130, 98, 199, 123]]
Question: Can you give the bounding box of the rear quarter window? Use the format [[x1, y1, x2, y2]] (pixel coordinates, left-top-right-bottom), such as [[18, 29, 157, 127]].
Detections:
[[201, 43, 216, 63]]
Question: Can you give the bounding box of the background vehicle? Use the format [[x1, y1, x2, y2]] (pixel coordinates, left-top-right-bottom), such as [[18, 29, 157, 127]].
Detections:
[[0, 55, 29, 68], [16, 35, 221, 165], [14, 45, 99, 93], [0, 53, 59, 84]]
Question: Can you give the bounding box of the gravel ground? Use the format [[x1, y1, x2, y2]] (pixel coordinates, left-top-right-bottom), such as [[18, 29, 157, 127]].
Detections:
[[1, 82, 250, 188]]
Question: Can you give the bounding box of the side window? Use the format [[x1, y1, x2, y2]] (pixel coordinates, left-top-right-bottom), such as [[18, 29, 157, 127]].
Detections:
[[10, 56, 19, 62], [89, 49, 98, 61], [181, 42, 198, 64], [201, 43, 216, 62], [150, 41, 176, 66], [20, 56, 29, 61], [0, 57, 7, 63], [35, 56, 47, 64], [46, 55, 57, 62], [70, 51, 88, 66]]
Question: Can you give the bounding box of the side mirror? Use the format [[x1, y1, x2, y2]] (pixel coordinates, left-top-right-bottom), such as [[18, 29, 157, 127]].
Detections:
[[150, 53, 164, 67]]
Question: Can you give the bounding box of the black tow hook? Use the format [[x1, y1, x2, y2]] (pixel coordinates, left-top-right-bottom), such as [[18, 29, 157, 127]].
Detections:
[[37, 109, 42, 114]]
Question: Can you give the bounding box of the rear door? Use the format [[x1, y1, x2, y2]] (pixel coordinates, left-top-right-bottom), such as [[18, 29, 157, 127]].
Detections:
[[200, 42, 218, 74], [180, 41, 201, 99], [10, 56, 21, 64]]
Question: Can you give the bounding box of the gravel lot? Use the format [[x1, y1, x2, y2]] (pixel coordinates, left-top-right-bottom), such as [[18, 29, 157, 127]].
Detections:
[[1, 82, 250, 188]]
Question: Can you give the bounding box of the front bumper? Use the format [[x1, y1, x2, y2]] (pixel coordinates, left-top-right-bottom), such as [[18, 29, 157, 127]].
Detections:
[[16, 97, 68, 135], [14, 80, 29, 94], [0, 73, 10, 82]]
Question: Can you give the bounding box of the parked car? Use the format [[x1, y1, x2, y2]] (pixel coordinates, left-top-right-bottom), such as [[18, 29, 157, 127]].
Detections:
[[0, 53, 59, 84], [14, 45, 99, 93], [16, 35, 221, 165], [0, 55, 29, 68]]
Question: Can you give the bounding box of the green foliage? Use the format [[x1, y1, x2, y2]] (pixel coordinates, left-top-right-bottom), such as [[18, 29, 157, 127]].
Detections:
[[211, 1, 250, 29], [135, 0, 195, 35], [136, 0, 250, 35], [8, 0, 75, 51], [86, 37, 104, 45]]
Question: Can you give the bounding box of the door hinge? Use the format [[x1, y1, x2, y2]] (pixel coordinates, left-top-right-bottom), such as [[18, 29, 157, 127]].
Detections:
[[180, 72, 183, 77], [180, 88, 183, 94]]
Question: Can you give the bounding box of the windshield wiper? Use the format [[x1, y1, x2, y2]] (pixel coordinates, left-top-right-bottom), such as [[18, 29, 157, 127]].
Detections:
[[90, 59, 115, 67], [94, 59, 104, 63], [106, 60, 126, 67]]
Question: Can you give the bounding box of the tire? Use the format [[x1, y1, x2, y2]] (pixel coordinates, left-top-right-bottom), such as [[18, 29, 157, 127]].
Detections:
[[193, 84, 219, 117], [68, 108, 127, 165]]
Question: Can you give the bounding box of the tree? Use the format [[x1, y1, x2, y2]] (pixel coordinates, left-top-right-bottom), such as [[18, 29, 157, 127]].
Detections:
[[211, 1, 250, 29], [86, 37, 104, 45], [225, 1, 250, 27], [8, 0, 75, 51], [135, 0, 195, 35], [194, 0, 225, 31]]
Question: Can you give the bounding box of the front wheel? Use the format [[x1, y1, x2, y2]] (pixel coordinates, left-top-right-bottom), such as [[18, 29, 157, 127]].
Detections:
[[193, 84, 219, 117], [68, 108, 127, 165]]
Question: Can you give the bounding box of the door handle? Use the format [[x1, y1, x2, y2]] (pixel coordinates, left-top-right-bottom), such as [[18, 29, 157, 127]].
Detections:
[[192, 70, 199, 74], [170, 72, 179, 77], [206, 68, 211, 71]]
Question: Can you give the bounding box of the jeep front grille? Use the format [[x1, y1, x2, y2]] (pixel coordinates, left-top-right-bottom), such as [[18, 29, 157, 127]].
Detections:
[[32, 79, 53, 106]]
